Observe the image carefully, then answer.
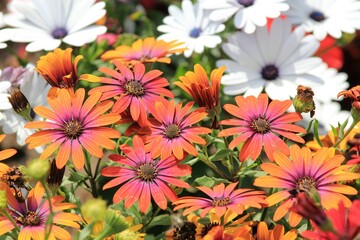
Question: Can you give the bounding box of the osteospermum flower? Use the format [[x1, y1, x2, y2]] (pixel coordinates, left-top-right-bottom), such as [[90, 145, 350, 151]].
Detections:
[[218, 18, 323, 100], [0, 182, 82, 239], [25, 88, 121, 169], [140, 100, 211, 160], [101, 37, 186, 64], [173, 182, 266, 218], [287, 0, 360, 40], [254, 145, 360, 226], [243, 222, 298, 240], [301, 200, 360, 240], [4, 0, 107, 52], [35, 48, 82, 95], [200, 0, 289, 34], [218, 94, 305, 162], [175, 64, 226, 112], [86, 61, 173, 125], [157, 0, 225, 58], [101, 136, 191, 213]]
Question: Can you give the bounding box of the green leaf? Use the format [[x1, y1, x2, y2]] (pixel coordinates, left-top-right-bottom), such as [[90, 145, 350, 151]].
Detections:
[[338, 117, 349, 138], [209, 149, 233, 162], [68, 170, 88, 182], [145, 214, 171, 229], [313, 119, 323, 147], [77, 222, 95, 240], [193, 176, 230, 188]]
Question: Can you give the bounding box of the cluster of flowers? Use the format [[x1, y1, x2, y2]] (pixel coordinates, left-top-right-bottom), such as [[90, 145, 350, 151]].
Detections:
[[0, 0, 359, 239]]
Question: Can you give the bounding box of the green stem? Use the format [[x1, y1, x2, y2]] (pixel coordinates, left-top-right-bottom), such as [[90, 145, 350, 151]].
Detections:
[[84, 157, 98, 198], [93, 158, 102, 180], [333, 120, 357, 148], [202, 146, 231, 181], [142, 207, 161, 231], [218, 121, 237, 179], [42, 180, 54, 240]]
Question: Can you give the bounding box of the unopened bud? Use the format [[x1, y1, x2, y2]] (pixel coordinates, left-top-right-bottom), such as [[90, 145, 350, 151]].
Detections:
[[116, 229, 139, 240], [8, 88, 33, 121], [81, 198, 107, 223], [23, 159, 50, 180], [293, 85, 316, 117], [47, 159, 65, 193]]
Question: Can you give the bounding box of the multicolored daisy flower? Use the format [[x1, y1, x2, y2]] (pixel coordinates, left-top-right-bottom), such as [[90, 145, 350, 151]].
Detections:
[[86, 61, 173, 125], [101, 135, 191, 213], [254, 145, 360, 226], [140, 100, 211, 160], [101, 37, 186, 64], [218, 93, 305, 162], [0, 182, 82, 240], [25, 88, 120, 169], [173, 182, 266, 218]]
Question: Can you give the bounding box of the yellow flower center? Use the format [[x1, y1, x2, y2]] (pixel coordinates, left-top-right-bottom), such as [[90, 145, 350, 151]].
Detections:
[[64, 120, 83, 139], [125, 80, 145, 97], [251, 117, 270, 134], [165, 124, 180, 139], [296, 176, 317, 192], [211, 196, 231, 207], [137, 163, 157, 182]]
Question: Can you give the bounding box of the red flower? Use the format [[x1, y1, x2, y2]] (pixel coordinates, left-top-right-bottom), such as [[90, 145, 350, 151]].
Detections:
[[315, 36, 343, 70]]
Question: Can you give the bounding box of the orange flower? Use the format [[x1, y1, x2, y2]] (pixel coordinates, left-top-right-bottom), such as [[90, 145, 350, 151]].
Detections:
[[338, 85, 360, 110], [101, 37, 186, 64], [175, 64, 225, 112], [25, 88, 120, 169], [242, 222, 298, 240], [35, 48, 83, 95], [254, 145, 360, 227]]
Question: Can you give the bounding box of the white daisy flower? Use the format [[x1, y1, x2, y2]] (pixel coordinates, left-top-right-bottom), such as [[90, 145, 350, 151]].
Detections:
[[0, 12, 13, 49], [157, 0, 225, 58], [0, 64, 50, 152], [199, 0, 289, 34], [218, 18, 324, 100], [4, 0, 107, 52], [309, 63, 349, 103], [287, 0, 360, 40]]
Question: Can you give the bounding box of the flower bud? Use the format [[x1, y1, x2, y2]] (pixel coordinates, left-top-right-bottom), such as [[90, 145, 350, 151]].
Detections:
[[293, 85, 316, 117], [116, 229, 139, 240], [8, 88, 33, 121], [23, 159, 50, 180], [47, 159, 65, 193], [81, 198, 107, 223]]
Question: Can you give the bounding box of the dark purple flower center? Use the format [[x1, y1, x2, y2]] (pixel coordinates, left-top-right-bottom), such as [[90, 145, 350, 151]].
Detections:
[[137, 163, 157, 182], [211, 196, 231, 207], [189, 28, 202, 38], [238, 0, 254, 7], [252, 117, 270, 134], [309, 10, 326, 22], [125, 80, 145, 97], [165, 124, 180, 139], [64, 120, 83, 139], [296, 176, 317, 192], [18, 211, 41, 226], [173, 222, 197, 240], [52, 27, 68, 39], [261, 64, 279, 81]]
